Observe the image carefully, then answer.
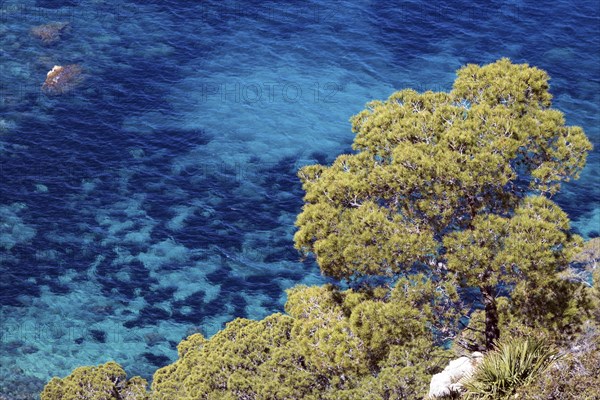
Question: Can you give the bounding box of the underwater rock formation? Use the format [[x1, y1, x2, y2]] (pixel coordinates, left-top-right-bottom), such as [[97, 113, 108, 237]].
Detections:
[[42, 65, 83, 95], [0, 119, 17, 133], [31, 22, 70, 45]]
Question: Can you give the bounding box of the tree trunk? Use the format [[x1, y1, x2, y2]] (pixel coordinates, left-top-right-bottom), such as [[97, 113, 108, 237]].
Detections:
[[481, 285, 500, 350]]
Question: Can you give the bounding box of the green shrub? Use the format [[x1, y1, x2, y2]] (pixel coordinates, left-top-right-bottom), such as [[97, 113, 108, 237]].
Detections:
[[464, 337, 557, 399]]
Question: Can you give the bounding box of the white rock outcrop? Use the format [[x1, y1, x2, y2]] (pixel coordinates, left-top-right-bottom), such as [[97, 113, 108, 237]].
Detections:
[[428, 352, 483, 398]]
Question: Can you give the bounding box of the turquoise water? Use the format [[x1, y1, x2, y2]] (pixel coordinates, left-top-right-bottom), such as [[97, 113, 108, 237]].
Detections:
[[1, 0, 599, 398]]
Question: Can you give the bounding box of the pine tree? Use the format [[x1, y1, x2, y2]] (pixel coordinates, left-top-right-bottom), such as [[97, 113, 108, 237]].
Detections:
[[295, 58, 592, 349]]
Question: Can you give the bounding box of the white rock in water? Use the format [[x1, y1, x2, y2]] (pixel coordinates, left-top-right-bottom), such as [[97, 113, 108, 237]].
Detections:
[[428, 352, 483, 398]]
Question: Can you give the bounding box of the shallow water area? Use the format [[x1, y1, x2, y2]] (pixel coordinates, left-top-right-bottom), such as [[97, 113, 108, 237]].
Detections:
[[0, 0, 599, 398]]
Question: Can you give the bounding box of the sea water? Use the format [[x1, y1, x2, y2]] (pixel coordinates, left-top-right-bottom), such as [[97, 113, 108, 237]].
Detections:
[[0, 0, 598, 398]]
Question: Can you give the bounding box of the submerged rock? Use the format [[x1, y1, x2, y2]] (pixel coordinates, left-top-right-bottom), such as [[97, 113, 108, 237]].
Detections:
[[0, 119, 17, 133], [428, 352, 483, 398], [30, 22, 70, 45], [90, 329, 107, 343], [42, 64, 83, 95]]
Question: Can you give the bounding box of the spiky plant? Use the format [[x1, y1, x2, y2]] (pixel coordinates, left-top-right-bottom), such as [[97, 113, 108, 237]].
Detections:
[[463, 337, 558, 399]]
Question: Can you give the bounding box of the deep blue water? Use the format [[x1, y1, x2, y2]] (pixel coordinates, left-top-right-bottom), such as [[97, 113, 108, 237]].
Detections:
[[1, 0, 599, 397]]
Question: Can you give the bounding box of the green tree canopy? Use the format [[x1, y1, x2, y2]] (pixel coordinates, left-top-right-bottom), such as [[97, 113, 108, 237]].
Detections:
[[149, 281, 453, 399], [294, 58, 592, 348], [40, 361, 148, 400]]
